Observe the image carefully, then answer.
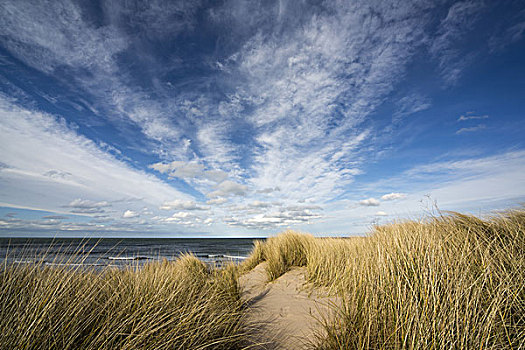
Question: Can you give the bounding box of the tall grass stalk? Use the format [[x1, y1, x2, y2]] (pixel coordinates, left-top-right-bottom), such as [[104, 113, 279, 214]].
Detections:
[[0, 253, 247, 350]]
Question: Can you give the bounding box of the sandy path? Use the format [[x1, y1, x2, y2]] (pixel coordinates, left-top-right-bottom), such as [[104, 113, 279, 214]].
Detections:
[[240, 263, 338, 349]]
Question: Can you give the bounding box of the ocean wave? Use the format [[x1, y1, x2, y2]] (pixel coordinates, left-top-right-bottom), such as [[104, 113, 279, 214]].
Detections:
[[196, 254, 247, 260], [223, 255, 247, 260], [107, 256, 150, 261], [14, 260, 35, 264], [44, 262, 108, 267]]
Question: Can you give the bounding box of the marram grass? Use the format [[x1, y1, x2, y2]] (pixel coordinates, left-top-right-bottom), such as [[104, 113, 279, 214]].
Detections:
[[242, 208, 525, 349], [0, 254, 246, 350]]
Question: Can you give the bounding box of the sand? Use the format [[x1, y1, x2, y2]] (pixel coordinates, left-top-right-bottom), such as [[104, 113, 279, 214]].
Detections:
[[240, 262, 339, 349]]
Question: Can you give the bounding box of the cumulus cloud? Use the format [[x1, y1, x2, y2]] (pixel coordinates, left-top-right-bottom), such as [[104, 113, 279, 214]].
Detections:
[[256, 187, 281, 194], [159, 211, 204, 227], [150, 161, 205, 179], [149, 161, 229, 185], [159, 199, 208, 211], [249, 200, 273, 208], [43, 170, 72, 180], [206, 198, 228, 205], [224, 208, 322, 229], [203, 169, 228, 183], [64, 198, 111, 214], [122, 210, 139, 218], [42, 215, 68, 220], [359, 198, 380, 207], [208, 180, 248, 198], [65, 199, 111, 209], [381, 193, 406, 201], [375, 211, 388, 216]]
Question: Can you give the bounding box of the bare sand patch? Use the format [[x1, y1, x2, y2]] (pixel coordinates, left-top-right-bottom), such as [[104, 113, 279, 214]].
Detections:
[[240, 262, 339, 349]]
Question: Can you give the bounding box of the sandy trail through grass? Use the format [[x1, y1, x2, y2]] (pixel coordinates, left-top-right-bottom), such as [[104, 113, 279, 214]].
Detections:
[[240, 262, 338, 350]]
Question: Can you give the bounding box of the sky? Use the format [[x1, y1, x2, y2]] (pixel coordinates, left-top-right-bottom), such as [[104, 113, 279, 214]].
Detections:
[[0, 0, 524, 237]]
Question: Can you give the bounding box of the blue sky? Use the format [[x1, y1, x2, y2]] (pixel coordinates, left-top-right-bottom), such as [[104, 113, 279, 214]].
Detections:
[[0, 0, 524, 237]]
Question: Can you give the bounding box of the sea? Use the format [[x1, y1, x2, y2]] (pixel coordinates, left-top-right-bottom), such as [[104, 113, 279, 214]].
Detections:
[[0, 237, 259, 269]]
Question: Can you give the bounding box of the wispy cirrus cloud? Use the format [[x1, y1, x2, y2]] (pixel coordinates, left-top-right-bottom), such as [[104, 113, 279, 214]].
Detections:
[[0, 0, 491, 214], [458, 113, 489, 121], [456, 124, 486, 134], [0, 95, 193, 225], [430, 0, 485, 84]]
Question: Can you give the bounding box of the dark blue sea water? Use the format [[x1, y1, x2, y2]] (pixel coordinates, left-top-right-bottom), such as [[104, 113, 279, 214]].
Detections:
[[0, 238, 259, 268]]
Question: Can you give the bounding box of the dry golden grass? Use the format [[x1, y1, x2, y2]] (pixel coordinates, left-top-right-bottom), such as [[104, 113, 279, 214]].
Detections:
[[240, 239, 265, 272], [241, 230, 315, 281], [244, 209, 525, 349], [0, 253, 247, 350]]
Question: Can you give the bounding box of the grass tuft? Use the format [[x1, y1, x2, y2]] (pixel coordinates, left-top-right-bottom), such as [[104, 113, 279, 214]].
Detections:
[[240, 239, 266, 272], [240, 231, 315, 281]]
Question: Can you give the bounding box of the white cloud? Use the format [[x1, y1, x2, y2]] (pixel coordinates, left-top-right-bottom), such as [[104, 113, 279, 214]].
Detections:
[[66, 199, 111, 209], [0, 0, 208, 152], [159, 199, 208, 211], [0, 96, 192, 219], [359, 198, 380, 207], [381, 193, 406, 201], [149, 161, 230, 192], [375, 211, 388, 216], [488, 10, 525, 52], [203, 169, 228, 183], [256, 187, 281, 194], [430, 0, 485, 84], [150, 161, 205, 179], [43, 170, 72, 180], [249, 200, 273, 208], [159, 211, 204, 227], [394, 93, 431, 120], [224, 208, 323, 230], [456, 124, 486, 134], [365, 150, 525, 211], [0, 1, 127, 74], [64, 198, 112, 214], [224, 1, 436, 204], [208, 180, 248, 198], [206, 198, 228, 205], [458, 113, 489, 121], [122, 210, 139, 218]]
